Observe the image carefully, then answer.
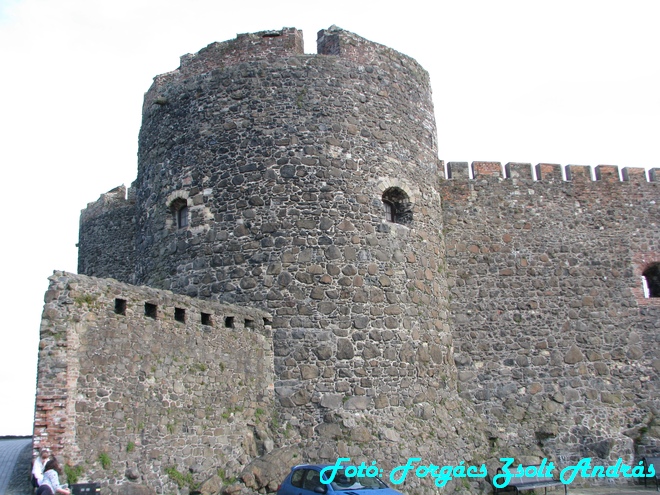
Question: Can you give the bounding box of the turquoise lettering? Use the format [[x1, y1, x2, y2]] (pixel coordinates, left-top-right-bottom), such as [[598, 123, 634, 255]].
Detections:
[[493, 458, 514, 489]]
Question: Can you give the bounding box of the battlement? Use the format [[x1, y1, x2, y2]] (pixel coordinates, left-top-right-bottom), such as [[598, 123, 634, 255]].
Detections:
[[445, 161, 659, 183], [178, 27, 303, 77], [79, 184, 135, 223], [144, 26, 430, 109], [317, 25, 429, 81]]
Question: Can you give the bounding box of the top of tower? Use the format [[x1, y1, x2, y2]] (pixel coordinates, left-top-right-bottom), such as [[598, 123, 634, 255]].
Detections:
[[145, 26, 429, 107], [317, 25, 417, 67], [177, 27, 304, 78]]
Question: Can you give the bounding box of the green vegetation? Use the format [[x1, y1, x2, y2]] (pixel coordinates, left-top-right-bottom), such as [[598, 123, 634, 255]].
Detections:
[[221, 405, 244, 420], [74, 294, 97, 305], [270, 415, 280, 430], [165, 466, 198, 490], [98, 452, 111, 470], [217, 468, 237, 485], [64, 464, 84, 484], [126, 441, 135, 453]]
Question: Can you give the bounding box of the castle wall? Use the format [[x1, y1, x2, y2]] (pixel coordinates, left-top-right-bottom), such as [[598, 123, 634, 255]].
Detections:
[[440, 161, 660, 465], [78, 185, 136, 284], [65, 27, 660, 494], [34, 271, 274, 492], [102, 26, 497, 492]]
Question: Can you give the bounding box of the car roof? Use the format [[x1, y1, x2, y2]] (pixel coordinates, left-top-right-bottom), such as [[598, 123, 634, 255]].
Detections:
[[290, 464, 333, 470]]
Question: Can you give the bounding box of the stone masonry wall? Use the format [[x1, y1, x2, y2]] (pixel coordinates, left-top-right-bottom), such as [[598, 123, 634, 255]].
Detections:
[[78, 185, 136, 284], [68, 26, 660, 494], [143, 28, 304, 110], [34, 271, 274, 492], [440, 161, 660, 467], [122, 26, 488, 493]]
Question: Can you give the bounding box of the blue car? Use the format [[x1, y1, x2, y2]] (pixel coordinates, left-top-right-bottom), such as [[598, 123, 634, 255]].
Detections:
[[277, 464, 404, 495]]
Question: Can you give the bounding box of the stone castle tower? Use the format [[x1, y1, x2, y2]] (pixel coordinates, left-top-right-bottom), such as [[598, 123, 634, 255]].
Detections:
[[36, 26, 659, 494]]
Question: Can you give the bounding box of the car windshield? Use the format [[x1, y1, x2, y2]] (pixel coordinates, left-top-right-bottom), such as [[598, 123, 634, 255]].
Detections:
[[330, 475, 388, 491]]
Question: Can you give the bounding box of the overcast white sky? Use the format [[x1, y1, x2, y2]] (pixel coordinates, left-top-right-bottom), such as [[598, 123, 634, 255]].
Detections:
[[1, 0, 658, 435]]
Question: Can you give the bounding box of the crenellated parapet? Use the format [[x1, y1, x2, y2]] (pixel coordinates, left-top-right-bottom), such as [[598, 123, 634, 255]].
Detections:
[[442, 160, 659, 208], [445, 161, 659, 183]]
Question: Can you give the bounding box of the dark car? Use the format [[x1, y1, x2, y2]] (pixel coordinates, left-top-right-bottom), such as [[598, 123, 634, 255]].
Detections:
[[276, 464, 404, 495]]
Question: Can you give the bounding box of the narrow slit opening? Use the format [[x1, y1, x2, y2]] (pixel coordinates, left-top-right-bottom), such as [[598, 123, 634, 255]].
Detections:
[[145, 303, 157, 319], [175, 307, 186, 323], [114, 298, 126, 315]]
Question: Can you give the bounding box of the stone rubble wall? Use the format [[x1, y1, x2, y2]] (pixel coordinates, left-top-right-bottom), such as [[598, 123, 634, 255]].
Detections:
[[92, 26, 492, 494], [131, 25, 460, 445], [34, 271, 274, 492], [440, 161, 660, 466], [67, 26, 660, 494], [78, 185, 137, 284], [144, 28, 304, 110]]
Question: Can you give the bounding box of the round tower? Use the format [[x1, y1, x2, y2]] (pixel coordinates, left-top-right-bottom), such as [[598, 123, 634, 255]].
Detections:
[[132, 26, 480, 480]]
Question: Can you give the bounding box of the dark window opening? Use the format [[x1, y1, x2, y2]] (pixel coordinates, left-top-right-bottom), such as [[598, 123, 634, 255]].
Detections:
[[201, 312, 212, 326], [262, 32, 281, 38], [383, 200, 395, 222], [642, 263, 660, 297], [175, 307, 186, 323], [382, 187, 412, 225], [145, 303, 157, 319], [263, 317, 272, 326], [170, 198, 189, 229], [245, 319, 254, 328], [225, 316, 234, 328], [177, 205, 189, 228], [114, 298, 126, 315]]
